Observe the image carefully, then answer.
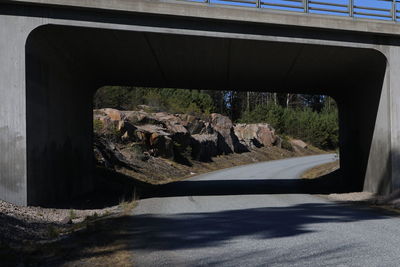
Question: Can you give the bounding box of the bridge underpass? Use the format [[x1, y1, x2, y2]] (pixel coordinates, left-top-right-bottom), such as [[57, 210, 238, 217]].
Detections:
[[0, 0, 399, 206]]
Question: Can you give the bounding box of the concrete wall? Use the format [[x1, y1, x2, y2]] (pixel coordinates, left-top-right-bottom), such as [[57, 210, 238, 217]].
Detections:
[[25, 26, 95, 206], [1, 2, 400, 205], [0, 15, 40, 206]]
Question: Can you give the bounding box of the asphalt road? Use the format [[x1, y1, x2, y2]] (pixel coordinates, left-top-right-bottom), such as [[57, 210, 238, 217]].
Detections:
[[131, 154, 400, 266]]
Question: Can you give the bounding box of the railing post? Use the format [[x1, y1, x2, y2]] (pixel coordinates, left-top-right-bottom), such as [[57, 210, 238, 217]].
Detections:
[[349, 0, 354, 17], [303, 0, 309, 13], [392, 0, 397, 21], [256, 0, 261, 8]]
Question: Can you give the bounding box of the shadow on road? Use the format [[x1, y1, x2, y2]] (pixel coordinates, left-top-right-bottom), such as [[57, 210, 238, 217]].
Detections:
[[16, 201, 389, 266], [128, 202, 388, 251], [140, 170, 348, 199], [62, 168, 345, 209]]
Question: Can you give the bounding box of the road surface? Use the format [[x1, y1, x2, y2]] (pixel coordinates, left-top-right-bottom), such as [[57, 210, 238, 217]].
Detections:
[[131, 154, 400, 266]]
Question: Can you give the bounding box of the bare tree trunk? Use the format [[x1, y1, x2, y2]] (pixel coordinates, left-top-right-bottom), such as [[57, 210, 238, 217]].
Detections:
[[286, 93, 290, 108], [230, 91, 234, 120], [247, 91, 250, 111], [261, 92, 265, 106], [220, 91, 224, 114], [327, 96, 331, 110]]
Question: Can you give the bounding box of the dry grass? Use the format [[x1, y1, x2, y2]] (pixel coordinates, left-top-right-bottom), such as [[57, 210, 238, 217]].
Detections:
[[118, 199, 138, 215], [57, 210, 136, 267], [301, 160, 340, 179], [1, 196, 139, 267], [2, 214, 136, 267], [48, 217, 134, 267], [59, 239, 133, 267]]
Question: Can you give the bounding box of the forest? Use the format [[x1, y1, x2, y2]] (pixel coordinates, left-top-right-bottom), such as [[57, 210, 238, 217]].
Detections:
[[94, 86, 339, 150]]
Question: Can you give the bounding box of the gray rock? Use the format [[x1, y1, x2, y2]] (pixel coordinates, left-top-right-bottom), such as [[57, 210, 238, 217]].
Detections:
[[234, 123, 277, 149], [61, 217, 72, 225], [191, 133, 219, 161]]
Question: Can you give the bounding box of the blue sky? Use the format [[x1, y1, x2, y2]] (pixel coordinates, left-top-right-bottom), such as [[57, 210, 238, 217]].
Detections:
[[185, 0, 398, 21]]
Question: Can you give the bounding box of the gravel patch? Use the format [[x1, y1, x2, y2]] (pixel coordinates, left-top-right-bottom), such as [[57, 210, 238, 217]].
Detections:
[[0, 200, 120, 246], [325, 192, 376, 202], [373, 189, 400, 207], [322, 190, 400, 213]]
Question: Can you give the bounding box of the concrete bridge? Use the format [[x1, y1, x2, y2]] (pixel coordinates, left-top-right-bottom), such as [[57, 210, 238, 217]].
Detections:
[[1, 0, 400, 206]]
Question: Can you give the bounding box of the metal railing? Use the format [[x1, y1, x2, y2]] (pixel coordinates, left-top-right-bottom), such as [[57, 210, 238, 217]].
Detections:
[[181, 0, 399, 22]]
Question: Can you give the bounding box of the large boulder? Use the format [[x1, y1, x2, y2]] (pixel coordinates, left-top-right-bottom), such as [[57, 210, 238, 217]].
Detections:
[[99, 108, 124, 121], [199, 122, 215, 135], [153, 112, 188, 134], [134, 124, 174, 158], [124, 110, 151, 124], [146, 112, 192, 149], [210, 113, 237, 154], [93, 109, 121, 128], [234, 123, 277, 149], [135, 124, 168, 142], [94, 109, 177, 158], [94, 109, 138, 142], [176, 114, 206, 135], [149, 133, 174, 158], [191, 133, 219, 162], [93, 136, 138, 170], [290, 139, 308, 149]]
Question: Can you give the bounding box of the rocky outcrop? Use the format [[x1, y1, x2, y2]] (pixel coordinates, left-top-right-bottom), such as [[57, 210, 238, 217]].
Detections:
[[93, 108, 307, 169], [290, 139, 308, 149], [94, 109, 191, 158], [191, 133, 219, 162], [209, 113, 249, 154], [176, 114, 206, 135], [210, 113, 235, 154], [234, 123, 277, 149]]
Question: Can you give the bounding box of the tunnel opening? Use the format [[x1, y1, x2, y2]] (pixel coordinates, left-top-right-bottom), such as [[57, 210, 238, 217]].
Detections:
[[25, 23, 387, 207], [93, 86, 343, 202], [91, 86, 341, 204]]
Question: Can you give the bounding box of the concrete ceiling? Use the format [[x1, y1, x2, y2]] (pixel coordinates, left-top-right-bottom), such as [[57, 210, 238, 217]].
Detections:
[[27, 24, 387, 97]]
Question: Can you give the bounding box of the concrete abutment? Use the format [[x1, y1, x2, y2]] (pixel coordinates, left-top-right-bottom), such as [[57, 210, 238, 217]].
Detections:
[[26, 25, 95, 206]]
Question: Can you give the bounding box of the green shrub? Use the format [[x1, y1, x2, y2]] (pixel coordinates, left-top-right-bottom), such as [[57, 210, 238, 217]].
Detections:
[[47, 226, 60, 239], [93, 119, 104, 133], [130, 143, 147, 160], [94, 87, 215, 115], [280, 136, 293, 151], [239, 103, 338, 150], [69, 209, 77, 220]]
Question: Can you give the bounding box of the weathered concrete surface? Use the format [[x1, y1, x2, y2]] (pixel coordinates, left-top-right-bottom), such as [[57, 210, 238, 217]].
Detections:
[[0, 15, 40, 206], [0, 0, 400, 205], [6, 0, 400, 35]]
